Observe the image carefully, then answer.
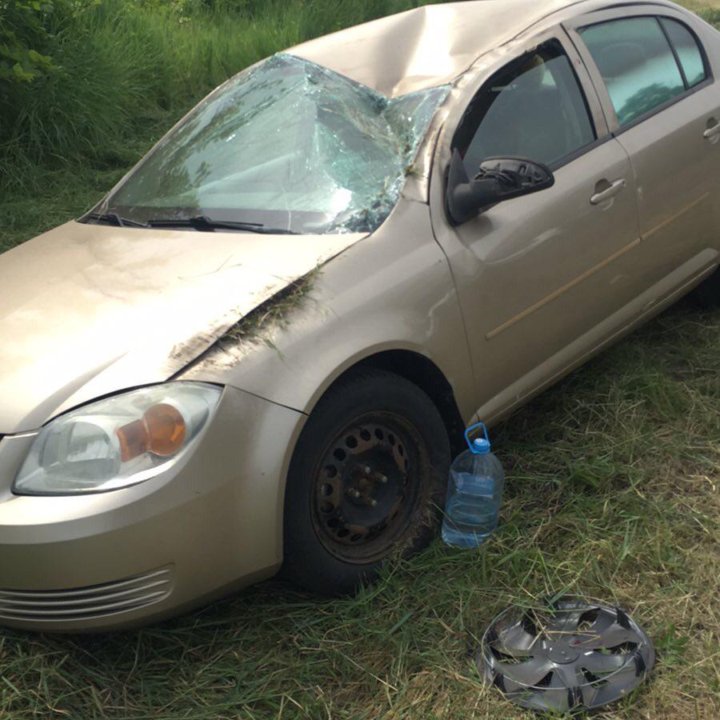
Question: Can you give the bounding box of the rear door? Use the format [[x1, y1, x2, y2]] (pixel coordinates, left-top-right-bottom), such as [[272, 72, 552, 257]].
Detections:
[[566, 7, 720, 291]]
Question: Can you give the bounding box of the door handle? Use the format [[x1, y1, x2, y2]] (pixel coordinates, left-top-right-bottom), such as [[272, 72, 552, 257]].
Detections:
[[703, 122, 720, 140], [590, 179, 626, 205]]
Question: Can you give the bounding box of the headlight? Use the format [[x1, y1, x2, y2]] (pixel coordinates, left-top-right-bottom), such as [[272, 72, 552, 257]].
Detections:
[[14, 383, 222, 495]]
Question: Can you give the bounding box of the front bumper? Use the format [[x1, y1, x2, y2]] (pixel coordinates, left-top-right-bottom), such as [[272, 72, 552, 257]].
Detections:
[[0, 385, 304, 632]]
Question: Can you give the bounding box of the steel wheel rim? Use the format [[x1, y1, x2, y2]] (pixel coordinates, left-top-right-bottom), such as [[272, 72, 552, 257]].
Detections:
[[310, 412, 422, 564], [478, 596, 655, 714]]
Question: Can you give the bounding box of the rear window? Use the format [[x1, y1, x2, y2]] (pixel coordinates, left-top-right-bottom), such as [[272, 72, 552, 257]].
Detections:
[[660, 17, 707, 88], [579, 17, 686, 127]]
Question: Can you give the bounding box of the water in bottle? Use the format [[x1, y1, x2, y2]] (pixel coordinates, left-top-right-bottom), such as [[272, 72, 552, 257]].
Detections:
[[442, 422, 505, 548]]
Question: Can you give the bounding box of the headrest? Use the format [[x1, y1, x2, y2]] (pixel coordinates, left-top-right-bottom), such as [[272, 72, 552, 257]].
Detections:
[[592, 42, 648, 79]]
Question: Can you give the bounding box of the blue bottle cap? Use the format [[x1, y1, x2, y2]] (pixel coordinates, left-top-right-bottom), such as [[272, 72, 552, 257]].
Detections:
[[472, 437, 491, 455], [464, 422, 492, 454]]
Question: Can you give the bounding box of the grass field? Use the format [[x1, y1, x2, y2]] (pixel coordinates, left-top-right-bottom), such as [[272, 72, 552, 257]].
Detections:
[[1, 1, 719, 719]]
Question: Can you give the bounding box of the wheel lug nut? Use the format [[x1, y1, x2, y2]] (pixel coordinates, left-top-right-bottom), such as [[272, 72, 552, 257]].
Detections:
[[378, 474, 388, 484], [363, 465, 372, 475], [370, 499, 378, 507]]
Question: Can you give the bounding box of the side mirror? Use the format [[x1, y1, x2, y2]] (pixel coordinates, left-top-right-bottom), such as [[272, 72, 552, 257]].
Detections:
[[446, 149, 555, 226]]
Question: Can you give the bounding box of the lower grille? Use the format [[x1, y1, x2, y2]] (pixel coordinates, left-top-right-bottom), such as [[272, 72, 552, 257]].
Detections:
[[0, 567, 174, 623]]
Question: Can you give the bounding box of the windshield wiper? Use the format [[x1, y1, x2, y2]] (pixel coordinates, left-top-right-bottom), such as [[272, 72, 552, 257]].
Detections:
[[147, 215, 299, 235], [82, 212, 149, 228]]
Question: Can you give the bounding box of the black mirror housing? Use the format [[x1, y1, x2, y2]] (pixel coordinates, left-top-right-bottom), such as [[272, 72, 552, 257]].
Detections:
[[446, 150, 555, 226]]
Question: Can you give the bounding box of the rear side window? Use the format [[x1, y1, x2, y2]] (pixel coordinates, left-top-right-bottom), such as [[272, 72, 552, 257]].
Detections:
[[660, 18, 707, 88], [579, 17, 685, 127]]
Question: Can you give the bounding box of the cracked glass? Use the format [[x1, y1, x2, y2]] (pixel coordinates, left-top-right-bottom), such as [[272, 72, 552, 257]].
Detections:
[[98, 54, 449, 234]]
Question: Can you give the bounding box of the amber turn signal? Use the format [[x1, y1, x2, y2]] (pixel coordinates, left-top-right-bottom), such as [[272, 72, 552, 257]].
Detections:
[[117, 404, 187, 462], [144, 403, 186, 456]]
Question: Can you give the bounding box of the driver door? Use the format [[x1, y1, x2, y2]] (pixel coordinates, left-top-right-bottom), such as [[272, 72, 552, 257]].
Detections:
[[431, 31, 642, 420]]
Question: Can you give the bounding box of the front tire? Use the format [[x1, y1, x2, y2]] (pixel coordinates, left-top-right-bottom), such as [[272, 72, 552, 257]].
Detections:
[[282, 369, 450, 595]]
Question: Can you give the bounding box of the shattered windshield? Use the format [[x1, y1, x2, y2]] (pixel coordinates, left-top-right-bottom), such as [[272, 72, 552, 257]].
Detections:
[[94, 54, 449, 234]]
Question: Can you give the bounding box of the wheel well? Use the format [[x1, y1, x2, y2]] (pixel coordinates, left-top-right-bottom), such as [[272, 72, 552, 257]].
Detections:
[[349, 351, 466, 455]]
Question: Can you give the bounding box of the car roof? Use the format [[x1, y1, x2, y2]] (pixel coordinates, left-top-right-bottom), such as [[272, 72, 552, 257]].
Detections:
[[289, 0, 678, 97]]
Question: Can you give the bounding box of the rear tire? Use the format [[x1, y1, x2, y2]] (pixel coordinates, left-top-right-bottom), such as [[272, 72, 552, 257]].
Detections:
[[282, 369, 450, 595]]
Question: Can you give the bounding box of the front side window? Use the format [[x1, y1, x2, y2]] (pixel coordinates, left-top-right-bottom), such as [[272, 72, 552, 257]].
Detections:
[[579, 17, 699, 127], [92, 54, 448, 235], [454, 40, 596, 173]]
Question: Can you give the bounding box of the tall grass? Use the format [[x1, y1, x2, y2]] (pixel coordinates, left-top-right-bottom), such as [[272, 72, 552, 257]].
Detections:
[[0, 0, 446, 195]]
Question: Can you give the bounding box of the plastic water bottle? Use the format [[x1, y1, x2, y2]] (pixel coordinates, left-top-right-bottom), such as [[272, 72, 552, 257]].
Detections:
[[441, 422, 505, 548]]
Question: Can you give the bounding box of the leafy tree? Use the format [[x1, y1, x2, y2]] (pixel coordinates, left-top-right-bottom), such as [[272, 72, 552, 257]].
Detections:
[[0, 1, 56, 83]]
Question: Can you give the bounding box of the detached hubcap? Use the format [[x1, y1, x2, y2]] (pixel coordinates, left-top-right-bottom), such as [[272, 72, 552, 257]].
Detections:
[[312, 417, 418, 563]]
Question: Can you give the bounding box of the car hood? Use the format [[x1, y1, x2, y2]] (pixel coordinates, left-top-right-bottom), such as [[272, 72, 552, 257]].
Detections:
[[0, 222, 364, 433]]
